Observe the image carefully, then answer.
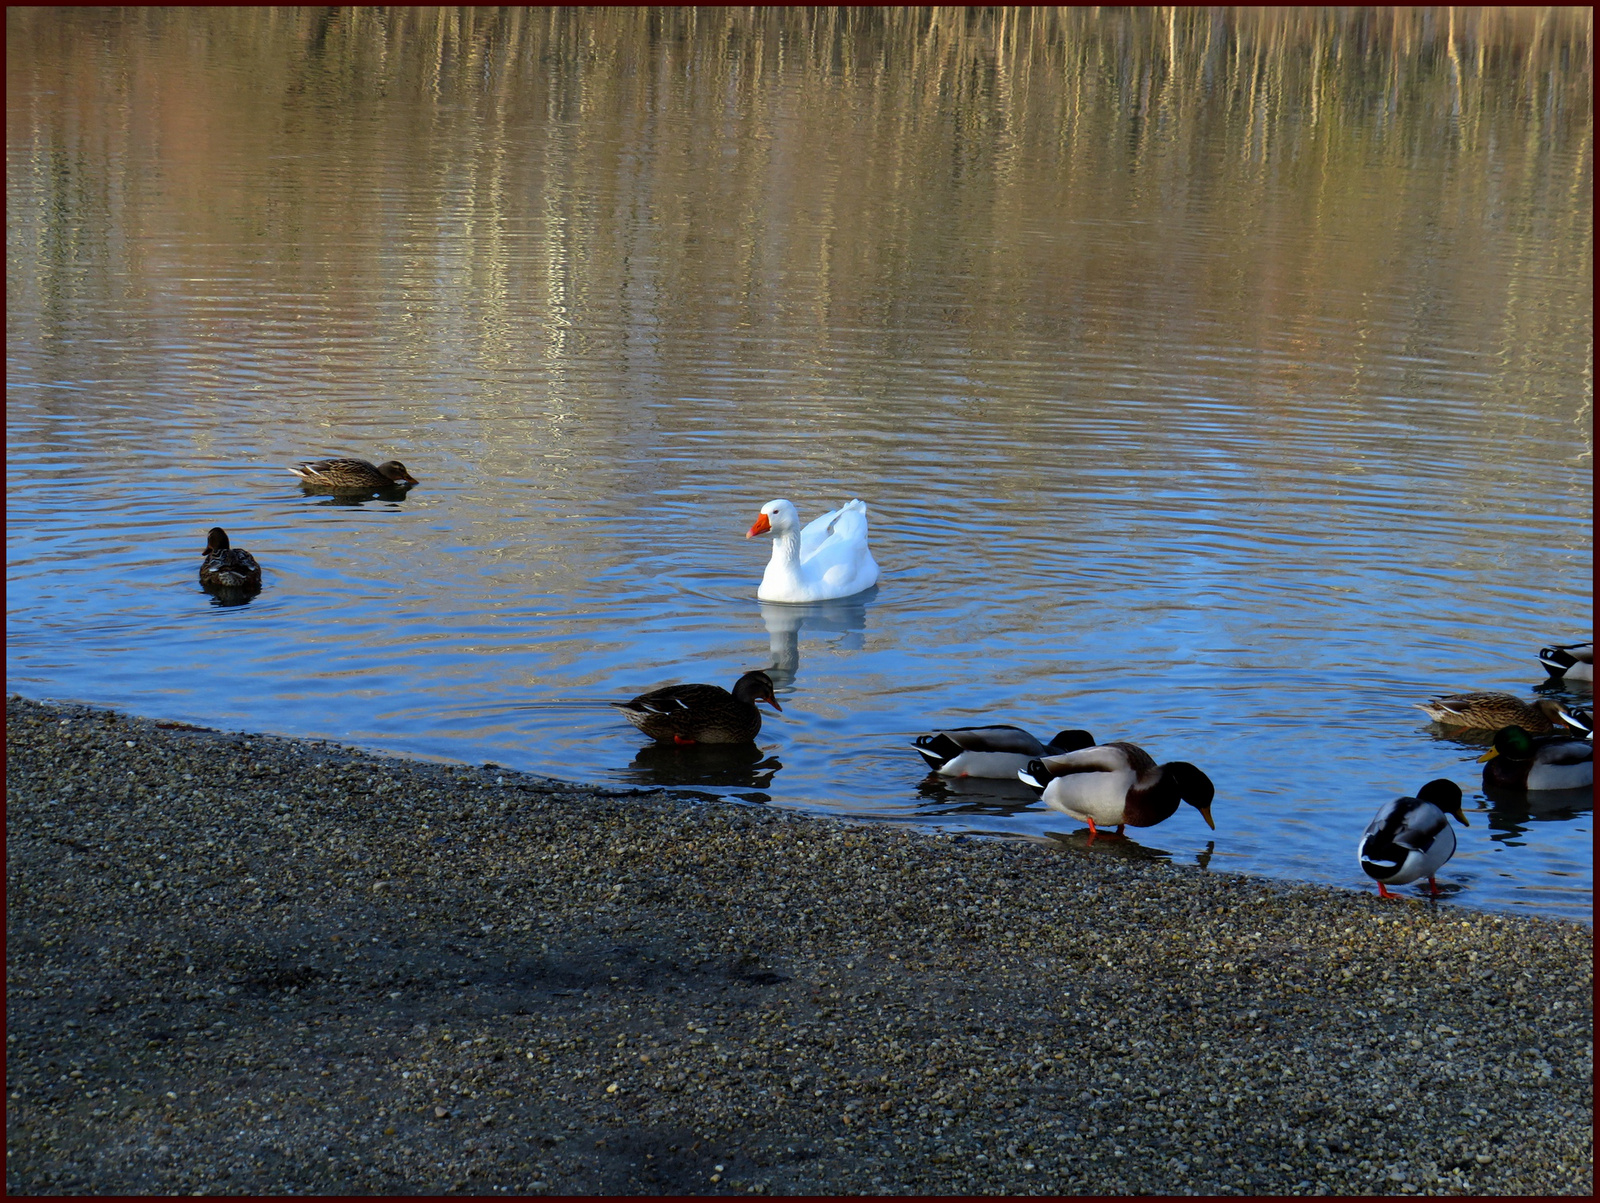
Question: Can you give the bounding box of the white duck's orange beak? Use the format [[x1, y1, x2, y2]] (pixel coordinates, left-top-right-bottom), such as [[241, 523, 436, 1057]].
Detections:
[[747, 512, 772, 538]]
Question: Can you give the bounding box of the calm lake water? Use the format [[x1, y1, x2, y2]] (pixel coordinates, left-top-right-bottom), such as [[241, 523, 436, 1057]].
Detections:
[[7, 9, 1593, 922]]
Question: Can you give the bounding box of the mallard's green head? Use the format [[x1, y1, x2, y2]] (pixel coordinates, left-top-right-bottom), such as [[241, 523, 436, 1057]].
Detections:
[[1479, 725, 1536, 764]]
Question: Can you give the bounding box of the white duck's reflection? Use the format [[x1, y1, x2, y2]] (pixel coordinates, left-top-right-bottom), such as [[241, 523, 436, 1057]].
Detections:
[[758, 587, 877, 688], [620, 741, 783, 791]]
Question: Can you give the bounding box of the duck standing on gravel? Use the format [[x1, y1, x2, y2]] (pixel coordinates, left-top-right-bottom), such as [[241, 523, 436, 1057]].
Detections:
[[611, 670, 782, 745], [288, 457, 418, 493], [198, 527, 262, 593], [1357, 779, 1467, 900], [1018, 741, 1215, 838], [1478, 726, 1593, 792]]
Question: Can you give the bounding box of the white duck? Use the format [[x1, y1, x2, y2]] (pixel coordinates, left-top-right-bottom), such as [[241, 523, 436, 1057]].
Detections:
[[746, 498, 880, 603], [1357, 779, 1467, 899]]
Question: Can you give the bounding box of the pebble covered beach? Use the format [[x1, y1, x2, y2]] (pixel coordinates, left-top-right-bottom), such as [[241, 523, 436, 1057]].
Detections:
[[6, 694, 1593, 1196]]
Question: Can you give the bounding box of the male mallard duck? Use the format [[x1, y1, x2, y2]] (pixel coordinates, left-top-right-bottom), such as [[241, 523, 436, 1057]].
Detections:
[[1538, 642, 1594, 683], [198, 527, 261, 591], [1562, 707, 1594, 737], [913, 725, 1096, 779], [288, 458, 418, 492], [1018, 741, 1215, 837], [611, 670, 781, 745], [1478, 725, 1593, 792], [746, 498, 879, 603], [1413, 692, 1584, 735], [1357, 779, 1466, 899]]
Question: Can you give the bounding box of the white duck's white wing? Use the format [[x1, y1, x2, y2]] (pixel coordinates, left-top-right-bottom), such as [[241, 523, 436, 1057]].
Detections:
[[800, 500, 877, 596], [797, 501, 860, 557], [820, 556, 877, 597]]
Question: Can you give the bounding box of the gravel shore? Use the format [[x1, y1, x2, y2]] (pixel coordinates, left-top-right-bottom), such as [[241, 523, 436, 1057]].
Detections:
[[6, 694, 1593, 1196]]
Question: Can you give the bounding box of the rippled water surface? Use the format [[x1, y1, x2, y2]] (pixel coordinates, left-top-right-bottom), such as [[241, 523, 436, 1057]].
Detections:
[[7, 9, 1594, 921]]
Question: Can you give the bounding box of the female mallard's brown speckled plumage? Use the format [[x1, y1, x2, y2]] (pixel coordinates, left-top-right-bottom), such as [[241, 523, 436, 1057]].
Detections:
[[198, 527, 261, 592], [288, 457, 418, 492], [1414, 692, 1586, 735], [611, 671, 782, 744]]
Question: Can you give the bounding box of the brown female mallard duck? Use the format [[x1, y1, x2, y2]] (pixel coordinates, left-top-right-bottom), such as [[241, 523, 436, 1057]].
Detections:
[[611, 670, 782, 745], [198, 527, 261, 591], [288, 458, 418, 492], [1414, 692, 1586, 735]]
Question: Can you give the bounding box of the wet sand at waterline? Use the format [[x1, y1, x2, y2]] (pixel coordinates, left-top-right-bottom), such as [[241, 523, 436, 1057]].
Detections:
[[6, 695, 1591, 1196]]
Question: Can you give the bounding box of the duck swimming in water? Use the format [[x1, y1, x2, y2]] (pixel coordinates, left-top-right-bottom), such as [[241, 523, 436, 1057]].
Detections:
[[913, 725, 1096, 779], [288, 457, 418, 492], [1538, 642, 1593, 683], [746, 499, 879, 603], [1478, 725, 1593, 792], [198, 527, 261, 593], [611, 670, 782, 745], [1414, 692, 1585, 735]]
